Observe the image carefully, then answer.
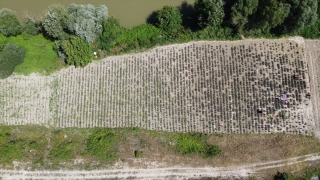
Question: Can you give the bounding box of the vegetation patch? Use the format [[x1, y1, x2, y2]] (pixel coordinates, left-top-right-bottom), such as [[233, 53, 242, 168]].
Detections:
[[86, 129, 118, 162], [176, 133, 221, 158], [0, 33, 64, 75]]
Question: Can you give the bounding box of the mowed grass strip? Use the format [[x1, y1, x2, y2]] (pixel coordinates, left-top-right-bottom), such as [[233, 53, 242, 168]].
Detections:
[[0, 125, 319, 170]]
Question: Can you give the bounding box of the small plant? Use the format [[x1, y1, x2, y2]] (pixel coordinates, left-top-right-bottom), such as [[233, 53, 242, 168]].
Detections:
[[134, 150, 142, 158]]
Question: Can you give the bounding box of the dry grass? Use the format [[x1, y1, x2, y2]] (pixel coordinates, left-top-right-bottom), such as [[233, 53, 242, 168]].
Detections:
[[115, 130, 320, 168]]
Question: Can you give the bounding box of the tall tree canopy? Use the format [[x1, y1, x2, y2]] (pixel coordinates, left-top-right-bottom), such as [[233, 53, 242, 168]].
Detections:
[[251, 0, 290, 32], [67, 4, 108, 43], [278, 0, 318, 34], [194, 0, 225, 28], [61, 36, 93, 67], [231, 0, 258, 33], [0, 8, 22, 36], [99, 16, 125, 50], [42, 4, 69, 39], [155, 5, 183, 33]]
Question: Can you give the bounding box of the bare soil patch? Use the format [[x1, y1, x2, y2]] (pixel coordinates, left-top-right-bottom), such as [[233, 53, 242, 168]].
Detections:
[[305, 40, 320, 139]]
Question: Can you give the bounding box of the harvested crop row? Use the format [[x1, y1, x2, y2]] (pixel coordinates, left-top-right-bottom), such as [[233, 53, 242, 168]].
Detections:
[[0, 38, 315, 135]]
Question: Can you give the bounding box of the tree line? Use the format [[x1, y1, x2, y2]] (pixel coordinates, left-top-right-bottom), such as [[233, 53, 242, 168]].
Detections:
[[0, 0, 319, 78]]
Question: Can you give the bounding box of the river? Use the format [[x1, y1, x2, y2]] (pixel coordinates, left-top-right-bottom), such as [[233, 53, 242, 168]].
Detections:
[[0, 0, 195, 28]]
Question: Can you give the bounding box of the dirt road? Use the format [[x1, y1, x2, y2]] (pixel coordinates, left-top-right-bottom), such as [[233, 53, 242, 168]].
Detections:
[[1, 153, 319, 179], [305, 40, 320, 139]]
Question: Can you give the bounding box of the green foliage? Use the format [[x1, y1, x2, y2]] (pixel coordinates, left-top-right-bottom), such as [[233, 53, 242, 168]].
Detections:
[[86, 129, 118, 161], [192, 26, 236, 40], [278, 0, 318, 34], [155, 5, 183, 34], [231, 0, 258, 33], [194, 0, 225, 28], [0, 8, 22, 36], [298, 20, 320, 39], [99, 16, 125, 50], [48, 131, 82, 162], [134, 150, 142, 158], [112, 24, 162, 50], [4, 34, 64, 75], [0, 43, 25, 79], [61, 36, 93, 67], [251, 0, 290, 33], [0, 33, 8, 51], [67, 4, 108, 43], [24, 19, 39, 36], [42, 4, 69, 40], [176, 133, 221, 158]]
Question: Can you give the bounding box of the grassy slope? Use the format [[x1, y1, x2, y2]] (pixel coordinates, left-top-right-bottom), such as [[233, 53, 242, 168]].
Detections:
[[1, 33, 65, 75]]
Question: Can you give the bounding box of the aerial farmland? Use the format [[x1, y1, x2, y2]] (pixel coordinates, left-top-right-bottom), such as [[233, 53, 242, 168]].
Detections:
[[1, 37, 318, 136]]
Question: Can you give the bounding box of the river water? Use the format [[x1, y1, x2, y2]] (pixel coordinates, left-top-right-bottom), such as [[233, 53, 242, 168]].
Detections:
[[0, 0, 195, 28]]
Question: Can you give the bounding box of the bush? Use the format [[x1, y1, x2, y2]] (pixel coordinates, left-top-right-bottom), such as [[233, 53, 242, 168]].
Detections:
[[24, 19, 39, 36], [61, 36, 93, 67], [99, 16, 125, 50], [86, 129, 118, 161], [298, 20, 320, 39], [112, 24, 162, 50], [0, 43, 25, 79], [176, 133, 221, 158], [0, 8, 22, 36], [192, 26, 236, 40]]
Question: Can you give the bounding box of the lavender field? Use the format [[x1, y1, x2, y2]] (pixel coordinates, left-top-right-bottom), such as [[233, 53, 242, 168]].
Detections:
[[0, 38, 316, 135]]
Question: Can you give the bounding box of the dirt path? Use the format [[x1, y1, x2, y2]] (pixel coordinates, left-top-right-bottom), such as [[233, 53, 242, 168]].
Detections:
[[1, 153, 320, 179], [305, 40, 320, 139]]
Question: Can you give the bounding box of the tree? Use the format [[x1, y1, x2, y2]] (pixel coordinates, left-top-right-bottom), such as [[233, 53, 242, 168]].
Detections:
[[0, 8, 22, 36], [278, 0, 318, 34], [67, 4, 108, 43], [155, 5, 183, 33], [250, 0, 290, 33], [231, 0, 259, 33], [42, 4, 69, 39], [24, 19, 39, 36], [61, 36, 93, 67], [99, 16, 125, 50], [194, 0, 225, 28], [0, 43, 25, 79]]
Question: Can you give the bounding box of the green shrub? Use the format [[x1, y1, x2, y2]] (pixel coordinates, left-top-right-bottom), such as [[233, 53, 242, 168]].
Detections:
[[99, 16, 125, 50], [86, 129, 118, 161], [24, 19, 39, 36], [176, 133, 221, 158], [298, 20, 320, 39], [112, 24, 162, 50], [134, 150, 142, 158], [0, 43, 25, 79], [49, 141, 77, 161], [192, 27, 237, 40], [61, 35, 93, 67], [0, 8, 22, 36]]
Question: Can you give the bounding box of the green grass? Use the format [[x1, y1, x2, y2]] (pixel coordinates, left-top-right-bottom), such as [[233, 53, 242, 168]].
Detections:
[[1, 33, 65, 75], [175, 132, 222, 158]]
